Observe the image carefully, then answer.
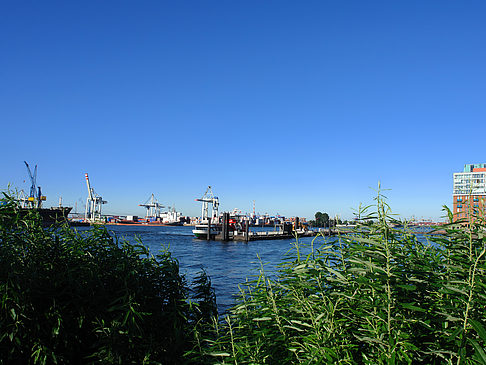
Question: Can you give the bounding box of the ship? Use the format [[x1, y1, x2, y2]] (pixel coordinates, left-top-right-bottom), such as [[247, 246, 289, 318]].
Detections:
[[19, 206, 72, 225], [136, 194, 184, 226], [157, 206, 183, 226], [192, 223, 222, 239], [16, 161, 73, 226]]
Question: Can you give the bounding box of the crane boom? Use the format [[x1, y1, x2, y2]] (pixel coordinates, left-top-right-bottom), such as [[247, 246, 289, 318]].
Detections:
[[23, 161, 45, 208], [139, 194, 164, 217], [85, 173, 93, 200], [84, 173, 106, 222], [195, 186, 219, 221], [24, 161, 37, 199]]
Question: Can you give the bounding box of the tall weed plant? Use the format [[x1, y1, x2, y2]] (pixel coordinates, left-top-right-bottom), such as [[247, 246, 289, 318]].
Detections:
[[199, 190, 486, 364], [0, 193, 216, 364], [2, 189, 485, 364]]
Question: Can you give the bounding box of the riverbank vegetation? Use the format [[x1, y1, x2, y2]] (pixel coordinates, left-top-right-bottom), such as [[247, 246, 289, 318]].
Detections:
[[1, 191, 485, 364], [0, 194, 216, 364], [197, 192, 486, 364]]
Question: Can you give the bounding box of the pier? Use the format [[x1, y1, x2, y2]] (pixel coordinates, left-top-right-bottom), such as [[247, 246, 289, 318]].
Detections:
[[215, 229, 319, 242]]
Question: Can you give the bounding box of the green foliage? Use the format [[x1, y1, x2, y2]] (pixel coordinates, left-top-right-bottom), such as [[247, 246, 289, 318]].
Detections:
[[3, 188, 486, 364], [312, 212, 343, 227], [0, 193, 217, 364], [314, 211, 330, 227], [199, 191, 486, 364]]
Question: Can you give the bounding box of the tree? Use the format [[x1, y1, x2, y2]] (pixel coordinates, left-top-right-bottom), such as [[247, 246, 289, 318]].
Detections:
[[314, 212, 330, 227], [315, 212, 322, 225]]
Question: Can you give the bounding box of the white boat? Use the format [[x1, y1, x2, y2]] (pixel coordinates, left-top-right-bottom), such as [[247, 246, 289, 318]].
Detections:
[[192, 223, 222, 239]]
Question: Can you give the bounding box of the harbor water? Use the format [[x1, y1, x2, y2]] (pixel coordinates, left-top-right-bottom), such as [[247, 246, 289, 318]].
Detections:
[[92, 225, 327, 314], [78, 225, 433, 314]]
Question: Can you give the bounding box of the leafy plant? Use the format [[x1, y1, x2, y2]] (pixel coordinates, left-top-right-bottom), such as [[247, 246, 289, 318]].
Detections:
[[0, 193, 217, 364], [198, 190, 486, 364]]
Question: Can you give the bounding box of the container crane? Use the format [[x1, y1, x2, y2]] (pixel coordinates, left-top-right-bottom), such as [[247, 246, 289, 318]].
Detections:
[[139, 194, 164, 218], [84, 173, 107, 222], [195, 186, 219, 222], [23, 161, 46, 208], [18, 189, 29, 208]]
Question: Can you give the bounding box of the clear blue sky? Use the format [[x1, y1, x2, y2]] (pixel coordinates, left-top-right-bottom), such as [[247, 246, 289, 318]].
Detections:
[[1, 1, 485, 220]]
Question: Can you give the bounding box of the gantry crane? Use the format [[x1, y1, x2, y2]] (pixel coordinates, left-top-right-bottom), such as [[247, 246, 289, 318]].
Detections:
[[23, 161, 46, 208], [195, 186, 219, 222], [18, 190, 28, 208], [84, 173, 107, 222], [139, 194, 164, 218]]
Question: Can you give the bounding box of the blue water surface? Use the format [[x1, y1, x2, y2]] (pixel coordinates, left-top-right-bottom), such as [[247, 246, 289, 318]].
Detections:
[[75, 225, 433, 314], [98, 225, 329, 313]]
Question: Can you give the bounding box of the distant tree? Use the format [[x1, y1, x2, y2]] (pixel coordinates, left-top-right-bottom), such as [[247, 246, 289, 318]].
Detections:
[[314, 212, 330, 227], [322, 213, 329, 226], [315, 212, 322, 223]]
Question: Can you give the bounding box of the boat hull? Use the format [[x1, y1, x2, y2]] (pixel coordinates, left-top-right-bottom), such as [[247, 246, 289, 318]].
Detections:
[[20, 207, 72, 226], [192, 225, 221, 239]]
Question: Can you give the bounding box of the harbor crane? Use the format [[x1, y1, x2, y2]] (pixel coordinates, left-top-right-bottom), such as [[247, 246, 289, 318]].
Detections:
[[195, 186, 219, 222], [139, 194, 164, 218], [84, 173, 107, 222], [18, 189, 29, 208], [23, 161, 46, 208]]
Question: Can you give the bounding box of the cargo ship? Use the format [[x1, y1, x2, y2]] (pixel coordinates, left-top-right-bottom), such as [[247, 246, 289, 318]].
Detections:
[[15, 161, 73, 226], [138, 194, 185, 226], [19, 206, 72, 225]]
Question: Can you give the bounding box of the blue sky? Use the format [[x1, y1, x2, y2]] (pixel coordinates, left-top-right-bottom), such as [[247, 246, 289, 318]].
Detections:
[[1, 1, 485, 220]]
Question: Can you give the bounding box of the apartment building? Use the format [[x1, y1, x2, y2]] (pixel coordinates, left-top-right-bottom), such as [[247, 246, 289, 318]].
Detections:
[[453, 163, 486, 221]]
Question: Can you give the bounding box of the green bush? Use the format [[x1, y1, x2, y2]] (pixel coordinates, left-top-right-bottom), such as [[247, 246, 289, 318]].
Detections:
[[200, 192, 486, 364], [0, 194, 216, 364], [3, 190, 485, 364]]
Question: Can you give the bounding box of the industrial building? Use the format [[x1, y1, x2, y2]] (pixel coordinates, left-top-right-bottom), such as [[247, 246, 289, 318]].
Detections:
[[453, 164, 486, 221]]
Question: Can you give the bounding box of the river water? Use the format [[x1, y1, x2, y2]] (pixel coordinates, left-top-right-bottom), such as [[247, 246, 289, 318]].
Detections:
[[92, 225, 328, 314], [78, 225, 433, 314]]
